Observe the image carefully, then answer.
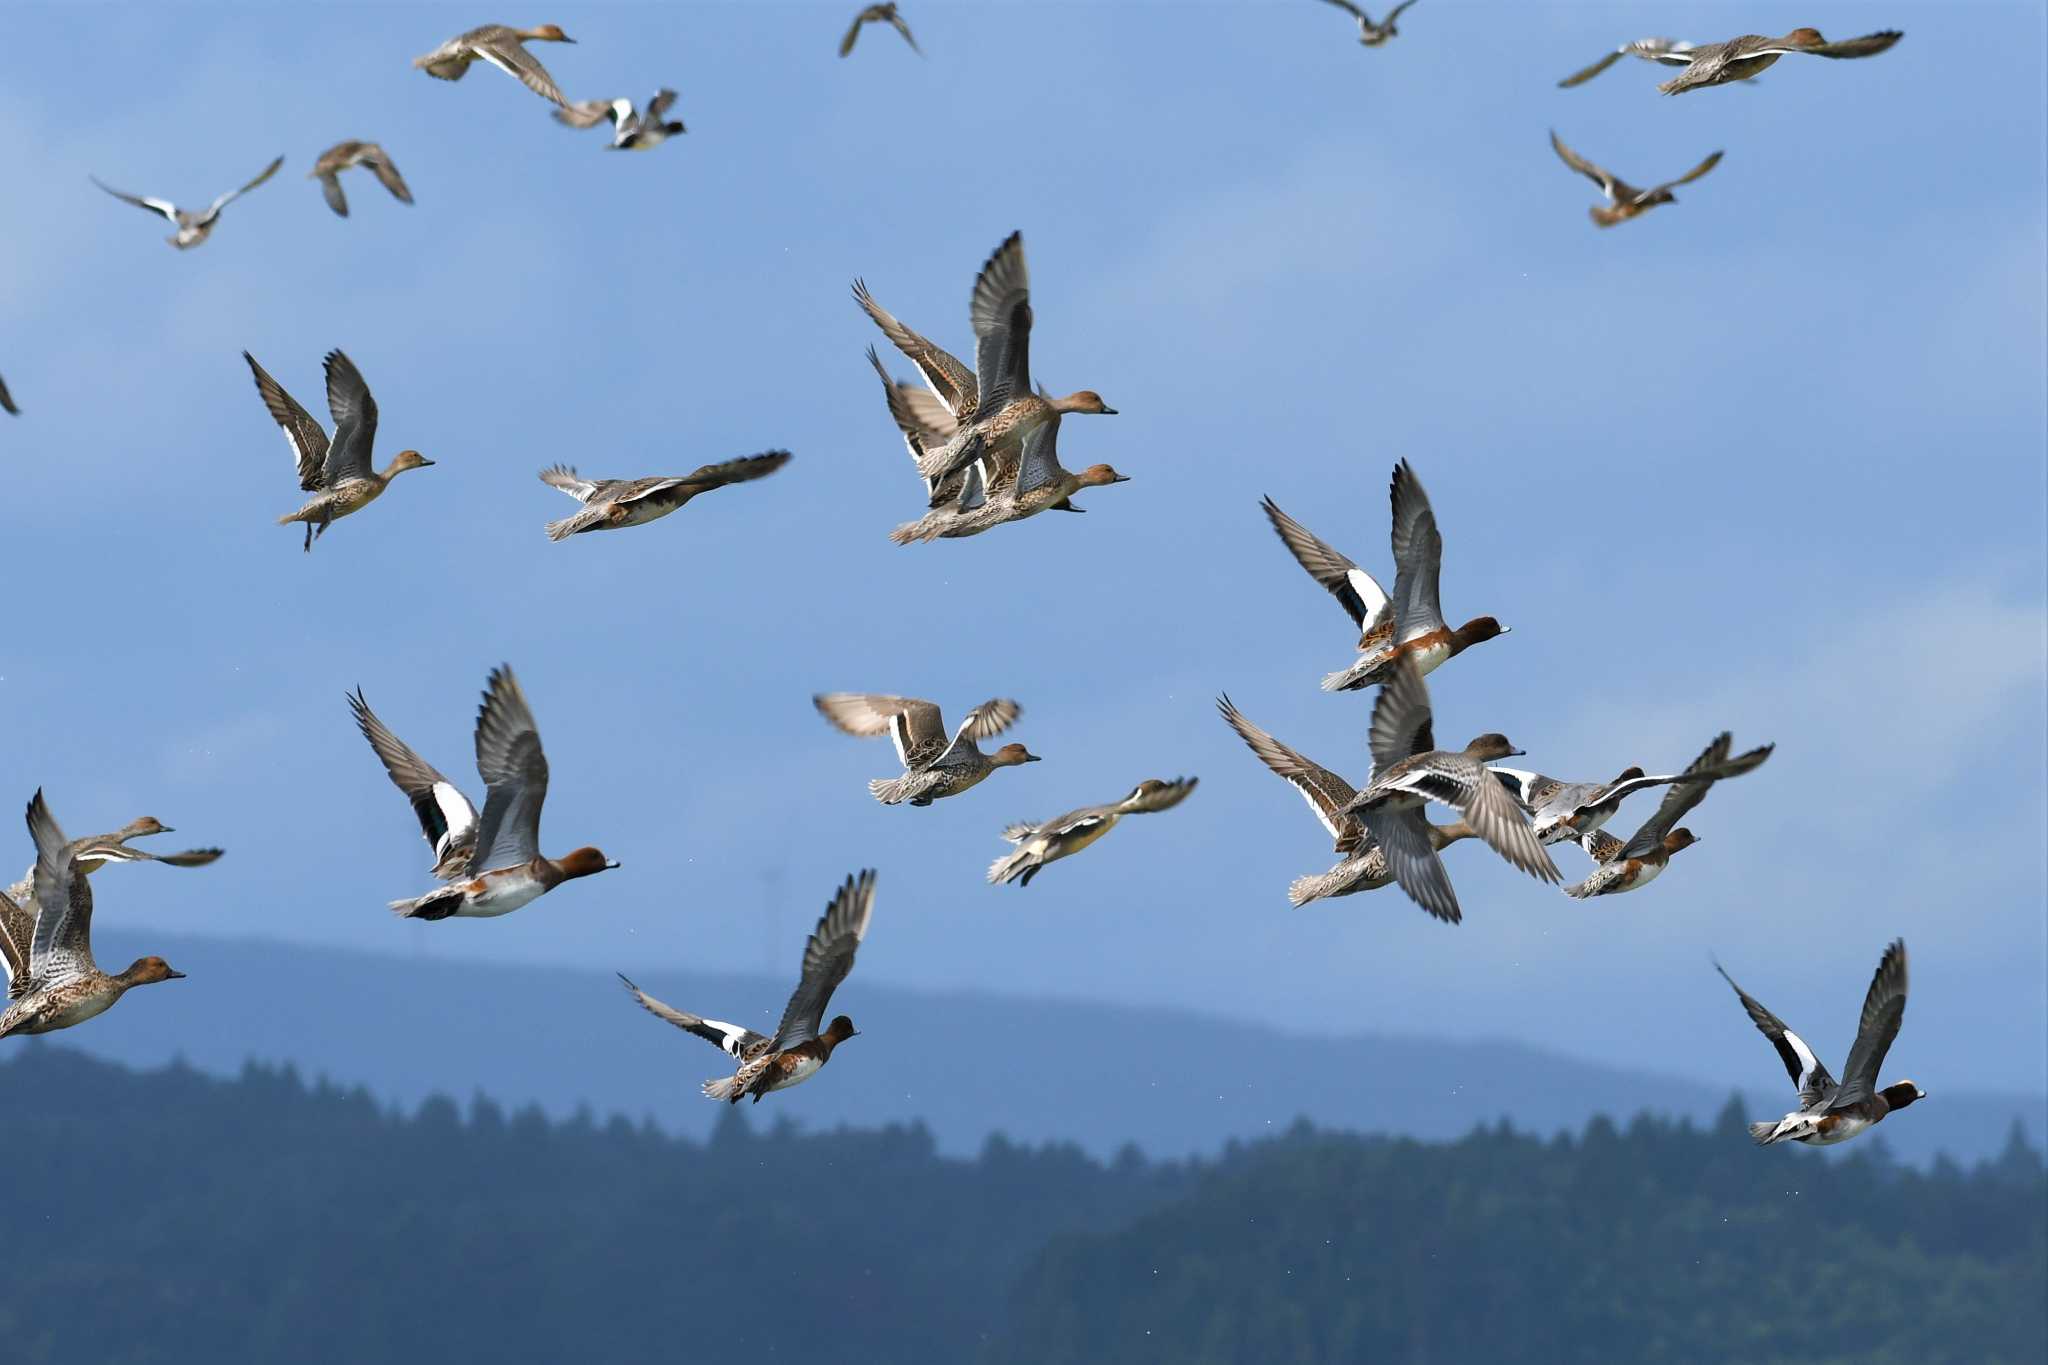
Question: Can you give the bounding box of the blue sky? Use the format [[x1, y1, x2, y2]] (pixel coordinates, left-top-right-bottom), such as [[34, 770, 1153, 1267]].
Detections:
[[2, 2, 2043, 1104]]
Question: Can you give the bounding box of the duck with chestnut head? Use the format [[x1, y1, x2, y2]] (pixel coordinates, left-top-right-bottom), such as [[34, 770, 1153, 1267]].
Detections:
[[619, 871, 875, 1104], [1, 792, 187, 1040], [368, 666, 619, 921], [1266, 463, 1508, 693], [1564, 732, 1764, 899], [1717, 939, 1924, 1147]]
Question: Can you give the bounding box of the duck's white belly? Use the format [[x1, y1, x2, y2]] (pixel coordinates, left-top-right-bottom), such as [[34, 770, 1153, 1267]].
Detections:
[[766, 1054, 825, 1091], [1408, 639, 1453, 675], [1806, 1113, 1872, 1146], [47, 989, 119, 1030], [455, 873, 546, 917], [1624, 858, 1665, 892]]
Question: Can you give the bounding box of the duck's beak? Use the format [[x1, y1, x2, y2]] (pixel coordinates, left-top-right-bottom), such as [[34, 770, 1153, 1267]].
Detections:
[[416, 457, 437, 467], [166, 969, 187, 980], [1109, 473, 1132, 484], [604, 859, 622, 870], [1100, 405, 1119, 415], [1507, 747, 1526, 757], [1024, 753, 1043, 763]]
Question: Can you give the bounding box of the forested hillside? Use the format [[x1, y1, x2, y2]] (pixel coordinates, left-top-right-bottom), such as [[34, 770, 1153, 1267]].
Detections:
[[3, 1047, 2039, 1364]]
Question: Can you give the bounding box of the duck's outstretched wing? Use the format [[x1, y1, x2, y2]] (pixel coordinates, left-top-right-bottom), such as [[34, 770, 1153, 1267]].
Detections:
[[1715, 960, 1836, 1107], [770, 870, 875, 1050], [618, 974, 768, 1058], [1830, 939, 1908, 1110]]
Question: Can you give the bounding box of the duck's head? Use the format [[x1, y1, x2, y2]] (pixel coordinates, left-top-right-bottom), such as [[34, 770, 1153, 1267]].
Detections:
[[1456, 616, 1510, 644], [526, 24, 575, 42], [823, 1015, 860, 1047], [389, 449, 435, 473], [558, 846, 621, 879], [1462, 733, 1525, 762], [1781, 27, 1827, 48], [123, 956, 186, 986], [1663, 828, 1700, 855], [1880, 1080, 1926, 1111], [991, 743, 1041, 767], [119, 816, 173, 838], [1075, 464, 1130, 489], [1054, 390, 1118, 416]]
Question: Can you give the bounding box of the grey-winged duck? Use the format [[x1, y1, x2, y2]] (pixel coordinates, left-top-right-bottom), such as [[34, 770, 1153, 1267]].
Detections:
[[1, 792, 184, 1040], [1269, 464, 1507, 692], [1563, 733, 1765, 898], [413, 23, 577, 105], [1717, 939, 1923, 1146], [1339, 658, 1559, 920], [619, 870, 873, 1103], [373, 666, 618, 920], [814, 692, 1038, 805], [914, 233, 1117, 500], [310, 142, 414, 217], [556, 89, 686, 149], [840, 5, 920, 57], [1216, 694, 1475, 910], [988, 778, 1197, 887], [1317, 0, 1418, 47], [1550, 131, 1722, 228], [243, 349, 434, 552], [1655, 28, 1902, 95], [1492, 735, 1772, 847], [854, 279, 1011, 510], [536, 452, 788, 540], [91, 156, 283, 250]]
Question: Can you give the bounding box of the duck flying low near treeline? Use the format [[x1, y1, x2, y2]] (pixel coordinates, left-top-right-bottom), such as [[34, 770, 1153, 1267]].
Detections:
[[619, 870, 874, 1103], [309, 142, 413, 217], [355, 665, 618, 920], [1548, 131, 1721, 228], [1315, 0, 1418, 47], [814, 693, 1037, 805], [1, 793, 185, 1040], [1263, 462, 1507, 692], [1717, 939, 1922, 1146], [1652, 27, 1903, 95], [1491, 735, 1772, 848], [1217, 694, 1475, 910], [536, 452, 788, 540], [840, 4, 920, 57], [413, 23, 577, 105], [988, 778, 1197, 887], [243, 350, 433, 551], [91, 155, 283, 249], [1340, 659, 1559, 921], [1563, 733, 1770, 899], [555, 89, 685, 149]]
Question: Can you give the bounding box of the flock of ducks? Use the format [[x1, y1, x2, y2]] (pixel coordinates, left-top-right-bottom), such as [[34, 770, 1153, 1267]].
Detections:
[[1, 10, 1926, 1144]]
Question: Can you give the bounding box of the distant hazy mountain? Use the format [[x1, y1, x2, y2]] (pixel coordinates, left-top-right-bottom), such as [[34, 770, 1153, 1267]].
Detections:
[[50, 931, 2042, 1166]]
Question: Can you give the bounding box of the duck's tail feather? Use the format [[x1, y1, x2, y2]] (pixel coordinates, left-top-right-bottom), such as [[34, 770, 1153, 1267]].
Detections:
[[988, 847, 1036, 885], [389, 887, 463, 920]]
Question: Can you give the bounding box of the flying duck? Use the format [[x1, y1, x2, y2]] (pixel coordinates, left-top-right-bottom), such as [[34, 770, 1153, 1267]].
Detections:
[[364, 666, 618, 920], [619, 869, 874, 1103], [1717, 939, 1923, 1146]]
